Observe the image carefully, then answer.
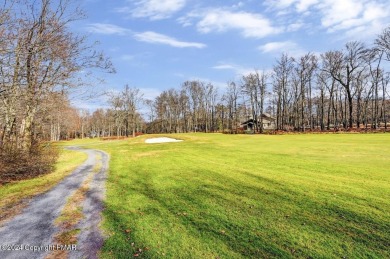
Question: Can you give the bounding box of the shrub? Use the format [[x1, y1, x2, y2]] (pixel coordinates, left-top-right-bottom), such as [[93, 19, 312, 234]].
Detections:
[[0, 143, 59, 184]]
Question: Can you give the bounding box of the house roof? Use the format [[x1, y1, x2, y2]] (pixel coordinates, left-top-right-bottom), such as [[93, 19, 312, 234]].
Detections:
[[241, 114, 275, 125]]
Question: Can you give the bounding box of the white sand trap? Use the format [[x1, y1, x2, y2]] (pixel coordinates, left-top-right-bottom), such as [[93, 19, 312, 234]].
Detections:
[[145, 137, 183, 144]]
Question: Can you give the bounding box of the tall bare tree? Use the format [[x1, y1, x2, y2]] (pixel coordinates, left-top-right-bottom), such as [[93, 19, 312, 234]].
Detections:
[[0, 0, 113, 153], [256, 70, 268, 133], [322, 42, 366, 128], [224, 81, 240, 133], [273, 54, 294, 130], [294, 53, 318, 131]]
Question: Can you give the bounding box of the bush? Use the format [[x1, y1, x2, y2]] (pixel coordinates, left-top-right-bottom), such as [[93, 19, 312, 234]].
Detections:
[[0, 143, 59, 184]]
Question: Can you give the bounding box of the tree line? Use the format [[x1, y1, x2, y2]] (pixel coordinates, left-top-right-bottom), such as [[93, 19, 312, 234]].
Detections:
[[82, 28, 390, 136], [1, 1, 390, 152]]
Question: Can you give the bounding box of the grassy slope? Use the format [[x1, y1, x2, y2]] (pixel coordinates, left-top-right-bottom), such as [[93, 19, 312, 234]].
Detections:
[[93, 134, 389, 258], [0, 149, 87, 214]]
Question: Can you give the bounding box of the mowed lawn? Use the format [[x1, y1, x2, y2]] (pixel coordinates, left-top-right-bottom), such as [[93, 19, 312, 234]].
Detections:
[[89, 134, 389, 258]]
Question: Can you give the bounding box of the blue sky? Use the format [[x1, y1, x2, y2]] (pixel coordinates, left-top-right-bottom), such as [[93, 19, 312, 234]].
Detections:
[[73, 0, 390, 108]]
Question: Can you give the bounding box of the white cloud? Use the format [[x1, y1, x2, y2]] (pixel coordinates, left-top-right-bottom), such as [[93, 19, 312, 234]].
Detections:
[[264, 0, 296, 9], [177, 12, 197, 27], [212, 63, 255, 76], [86, 23, 131, 35], [191, 9, 281, 38], [213, 64, 236, 70], [286, 22, 304, 32], [296, 0, 318, 12], [232, 2, 245, 9], [117, 0, 186, 20], [259, 41, 306, 58], [259, 41, 295, 53], [363, 3, 388, 21], [134, 31, 206, 48], [319, 0, 390, 38], [264, 0, 390, 40], [319, 0, 363, 29], [86, 23, 205, 49], [264, 0, 317, 12]]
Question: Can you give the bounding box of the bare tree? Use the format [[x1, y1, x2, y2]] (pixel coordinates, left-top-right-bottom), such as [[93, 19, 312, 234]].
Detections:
[[273, 54, 294, 130], [256, 70, 268, 133], [322, 42, 366, 128], [0, 0, 113, 153], [376, 26, 390, 61], [224, 81, 240, 133], [294, 53, 318, 131], [108, 85, 143, 138], [203, 83, 218, 132], [241, 73, 259, 133]]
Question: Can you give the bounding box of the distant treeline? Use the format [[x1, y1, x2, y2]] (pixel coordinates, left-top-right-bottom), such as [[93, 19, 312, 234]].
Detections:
[[2, 2, 390, 159], [80, 33, 390, 137]]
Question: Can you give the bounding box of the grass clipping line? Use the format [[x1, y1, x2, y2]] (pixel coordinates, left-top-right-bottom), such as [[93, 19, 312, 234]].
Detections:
[[46, 155, 102, 259]]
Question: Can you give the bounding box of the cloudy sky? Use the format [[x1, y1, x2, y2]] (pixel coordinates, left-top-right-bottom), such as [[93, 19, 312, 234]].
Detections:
[[75, 0, 390, 106]]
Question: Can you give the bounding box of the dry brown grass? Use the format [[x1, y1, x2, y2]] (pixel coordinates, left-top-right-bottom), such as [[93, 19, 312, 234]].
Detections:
[[0, 149, 87, 225], [0, 200, 28, 226], [0, 144, 59, 184]]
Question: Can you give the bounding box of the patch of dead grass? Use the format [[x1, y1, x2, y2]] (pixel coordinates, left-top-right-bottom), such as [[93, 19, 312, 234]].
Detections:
[[0, 150, 87, 224], [0, 200, 29, 226]]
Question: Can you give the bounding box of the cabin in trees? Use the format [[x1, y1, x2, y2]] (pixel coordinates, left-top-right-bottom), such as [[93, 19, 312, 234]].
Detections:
[[241, 114, 276, 131]]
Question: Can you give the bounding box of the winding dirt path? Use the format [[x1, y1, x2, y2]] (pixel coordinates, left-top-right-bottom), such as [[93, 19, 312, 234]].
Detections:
[[0, 147, 109, 259]]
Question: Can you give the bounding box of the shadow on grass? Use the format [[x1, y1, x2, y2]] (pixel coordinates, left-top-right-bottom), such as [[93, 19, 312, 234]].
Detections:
[[101, 167, 390, 258]]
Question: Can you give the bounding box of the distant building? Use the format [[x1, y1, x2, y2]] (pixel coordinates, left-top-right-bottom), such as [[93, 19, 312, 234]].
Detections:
[[241, 114, 276, 131]]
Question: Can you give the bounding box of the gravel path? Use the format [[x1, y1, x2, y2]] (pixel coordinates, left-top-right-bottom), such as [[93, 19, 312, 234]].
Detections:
[[0, 147, 109, 259]]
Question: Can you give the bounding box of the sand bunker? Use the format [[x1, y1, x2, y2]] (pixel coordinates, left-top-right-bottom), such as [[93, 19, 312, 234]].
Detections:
[[145, 137, 183, 144]]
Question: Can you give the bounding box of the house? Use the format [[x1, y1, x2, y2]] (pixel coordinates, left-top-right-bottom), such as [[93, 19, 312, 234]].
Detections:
[[241, 114, 276, 131]]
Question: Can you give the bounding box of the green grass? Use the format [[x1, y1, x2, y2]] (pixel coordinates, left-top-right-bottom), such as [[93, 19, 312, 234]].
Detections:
[[81, 134, 389, 258], [0, 149, 87, 216]]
